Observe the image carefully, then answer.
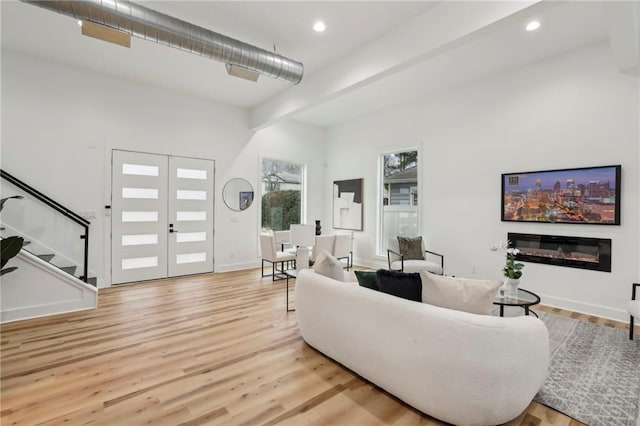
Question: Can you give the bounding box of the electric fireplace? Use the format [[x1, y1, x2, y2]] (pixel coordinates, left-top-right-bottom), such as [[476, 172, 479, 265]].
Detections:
[[508, 232, 611, 272]]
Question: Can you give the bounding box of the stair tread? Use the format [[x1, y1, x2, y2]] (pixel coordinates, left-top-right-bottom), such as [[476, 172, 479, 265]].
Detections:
[[37, 254, 55, 262], [60, 266, 77, 275]]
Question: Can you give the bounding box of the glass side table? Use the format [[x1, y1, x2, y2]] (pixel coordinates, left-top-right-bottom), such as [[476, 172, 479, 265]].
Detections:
[[493, 288, 541, 317]]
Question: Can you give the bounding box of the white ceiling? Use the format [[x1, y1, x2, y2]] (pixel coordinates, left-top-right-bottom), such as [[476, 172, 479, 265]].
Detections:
[[1, 1, 636, 128], [1, 1, 433, 108], [293, 1, 611, 127]]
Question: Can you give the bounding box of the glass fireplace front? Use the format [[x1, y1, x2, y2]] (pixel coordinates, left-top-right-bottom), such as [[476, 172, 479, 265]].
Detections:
[[508, 232, 611, 272]]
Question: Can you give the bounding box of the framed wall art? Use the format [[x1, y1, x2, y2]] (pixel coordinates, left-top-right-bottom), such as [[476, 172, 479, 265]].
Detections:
[[501, 165, 621, 225], [333, 178, 363, 230]]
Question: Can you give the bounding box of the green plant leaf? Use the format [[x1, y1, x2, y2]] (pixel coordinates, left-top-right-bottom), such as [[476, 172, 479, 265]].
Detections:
[[0, 266, 18, 276], [0, 195, 24, 213], [1, 236, 24, 268]]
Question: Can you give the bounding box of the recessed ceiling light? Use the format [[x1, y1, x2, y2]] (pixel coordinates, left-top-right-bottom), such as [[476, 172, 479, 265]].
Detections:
[[313, 21, 326, 32], [525, 20, 540, 31], [77, 20, 83, 27]]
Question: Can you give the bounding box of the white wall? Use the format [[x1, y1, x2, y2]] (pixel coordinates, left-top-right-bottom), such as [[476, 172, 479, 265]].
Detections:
[[218, 120, 326, 272], [1, 50, 326, 286], [325, 42, 639, 321]]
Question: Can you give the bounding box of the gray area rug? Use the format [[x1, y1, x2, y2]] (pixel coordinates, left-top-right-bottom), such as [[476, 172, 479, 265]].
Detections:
[[534, 312, 640, 426]]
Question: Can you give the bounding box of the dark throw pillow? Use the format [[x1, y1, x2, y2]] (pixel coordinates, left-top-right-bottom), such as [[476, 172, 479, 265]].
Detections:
[[355, 271, 379, 291], [376, 269, 422, 302], [397, 236, 425, 260]]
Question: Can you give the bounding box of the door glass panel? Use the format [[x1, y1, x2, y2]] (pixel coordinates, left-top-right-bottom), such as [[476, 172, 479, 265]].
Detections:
[[176, 231, 207, 243], [122, 256, 158, 270], [123, 163, 159, 176], [177, 168, 207, 180], [122, 234, 158, 246], [176, 211, 206, 221], [176, 252, 206, 264], [177, 190, 207, 200], [122, 187, 159, 199], [122, 211, 158, 222]]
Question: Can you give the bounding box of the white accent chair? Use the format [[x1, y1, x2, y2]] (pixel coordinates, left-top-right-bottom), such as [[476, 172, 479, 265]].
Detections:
[[628, 282, 640, 340], [273, 230, 293, 253], [333, 233, 353, 270], [290, 224, 316, 269], [387, 238, 444, 275], [260, 233, 295, 281], [311, 235, 335, 263]]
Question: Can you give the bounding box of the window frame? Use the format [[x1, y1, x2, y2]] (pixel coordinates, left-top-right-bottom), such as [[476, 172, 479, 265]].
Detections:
[[259, 157, 305, 232], [376, 148, 421, 256]]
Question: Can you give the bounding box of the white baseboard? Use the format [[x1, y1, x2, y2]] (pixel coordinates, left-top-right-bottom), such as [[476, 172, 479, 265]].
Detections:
[[538, 293, 629, 323], [215, 260, 261, 273], [1, 302, 96, 323]]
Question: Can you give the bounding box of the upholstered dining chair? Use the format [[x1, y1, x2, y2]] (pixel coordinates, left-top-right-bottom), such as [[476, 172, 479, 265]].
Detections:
[[273, 230, 292, 253], [311, 235, 335, 263], [333, 233, 353, 270], [260, 233, 296, 281], [387, 236, 444, 275], [628, 282, 640, 340], [290, 224, 316, 269]]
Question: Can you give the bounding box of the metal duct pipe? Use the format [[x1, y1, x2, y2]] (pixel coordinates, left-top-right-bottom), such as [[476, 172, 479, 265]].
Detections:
[[22, 0, 304, 84]]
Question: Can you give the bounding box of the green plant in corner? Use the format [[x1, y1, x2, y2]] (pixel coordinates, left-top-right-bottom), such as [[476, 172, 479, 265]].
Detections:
[[0, 195, 25, 276]]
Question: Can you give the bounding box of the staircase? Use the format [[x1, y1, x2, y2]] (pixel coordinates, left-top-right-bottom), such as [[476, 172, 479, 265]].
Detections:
[[1, 169, 97, 288]]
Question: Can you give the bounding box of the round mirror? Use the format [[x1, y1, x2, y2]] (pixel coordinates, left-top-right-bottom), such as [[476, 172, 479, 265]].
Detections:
[[223, 178, 254, 212]]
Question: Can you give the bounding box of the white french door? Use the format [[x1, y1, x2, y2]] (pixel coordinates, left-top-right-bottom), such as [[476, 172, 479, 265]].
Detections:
[[112, 150, 214, 284], [168, 156, 214, 277]]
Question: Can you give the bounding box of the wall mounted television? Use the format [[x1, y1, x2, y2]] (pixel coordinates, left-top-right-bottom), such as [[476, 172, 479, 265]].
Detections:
[[501, 165, 621, 225]]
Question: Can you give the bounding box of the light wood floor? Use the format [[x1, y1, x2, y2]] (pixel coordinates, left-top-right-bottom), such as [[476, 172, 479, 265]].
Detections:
[[1, 268, 633, 425]]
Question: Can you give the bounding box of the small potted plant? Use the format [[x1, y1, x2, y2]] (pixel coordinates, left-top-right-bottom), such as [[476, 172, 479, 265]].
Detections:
[[491, 241, 525, 298]]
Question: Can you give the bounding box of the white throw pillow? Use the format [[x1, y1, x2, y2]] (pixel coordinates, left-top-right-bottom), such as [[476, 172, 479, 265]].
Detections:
[[419, 271, 501, 315], [312, 250, 345, 282]]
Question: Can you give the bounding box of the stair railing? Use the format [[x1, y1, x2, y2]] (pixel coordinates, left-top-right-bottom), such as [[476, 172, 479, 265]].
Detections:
[[0, 169, 90, 283]]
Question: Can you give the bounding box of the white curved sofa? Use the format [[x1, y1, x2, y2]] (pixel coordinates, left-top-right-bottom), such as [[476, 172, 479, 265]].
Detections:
[[295, 269, 549, 426]]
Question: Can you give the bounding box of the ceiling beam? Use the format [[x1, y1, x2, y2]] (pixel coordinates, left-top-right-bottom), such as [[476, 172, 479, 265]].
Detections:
[[249, 1, 541, 130]]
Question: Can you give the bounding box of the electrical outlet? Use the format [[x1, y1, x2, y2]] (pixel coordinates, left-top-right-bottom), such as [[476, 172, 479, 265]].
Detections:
[[471, 266, 478, 275]]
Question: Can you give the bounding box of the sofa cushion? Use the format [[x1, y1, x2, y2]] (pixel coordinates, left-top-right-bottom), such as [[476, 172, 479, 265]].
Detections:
[[376, 269, 422, 302], [420, 272, 501, 315], [354, 270, 379, 290], [312, 250, 345, 282], [397, 236, 424, 260]]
